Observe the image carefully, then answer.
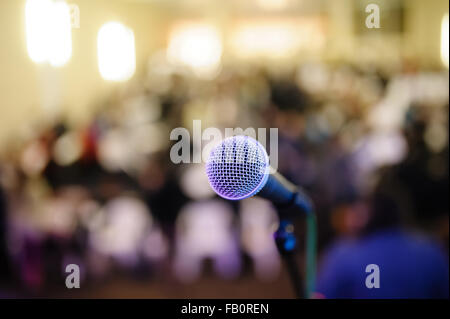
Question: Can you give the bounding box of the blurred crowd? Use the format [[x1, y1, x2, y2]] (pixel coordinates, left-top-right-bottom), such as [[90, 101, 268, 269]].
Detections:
[[0, 57, 448, 297]]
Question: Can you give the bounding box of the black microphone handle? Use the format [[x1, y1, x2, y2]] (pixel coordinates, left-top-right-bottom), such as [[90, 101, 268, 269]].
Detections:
[[258, 171, 313, 215]]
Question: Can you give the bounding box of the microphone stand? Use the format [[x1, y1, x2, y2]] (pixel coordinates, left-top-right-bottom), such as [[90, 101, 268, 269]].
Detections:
[[273, 194, 317, 299], [274, 220, 304, 298]]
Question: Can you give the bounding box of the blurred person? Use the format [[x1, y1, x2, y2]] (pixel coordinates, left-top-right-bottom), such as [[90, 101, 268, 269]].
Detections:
[[400, 104, 449, 227], [173, 200, 241, 282], [268, 79, 318, 188], [88, 194, 153, 269], [316, 168, 449, 298], [139, 154, 188, 229], [0, 185, 12, 293], [239, 198, 281, 281]]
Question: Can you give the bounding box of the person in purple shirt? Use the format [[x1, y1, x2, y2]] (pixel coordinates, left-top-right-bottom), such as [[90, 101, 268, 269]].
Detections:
[[317, 228, 449, 298], [317, 169, 449, 299]]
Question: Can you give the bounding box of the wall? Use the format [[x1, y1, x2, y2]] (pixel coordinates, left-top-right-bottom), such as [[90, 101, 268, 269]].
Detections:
[[0, 0, 168, 146]]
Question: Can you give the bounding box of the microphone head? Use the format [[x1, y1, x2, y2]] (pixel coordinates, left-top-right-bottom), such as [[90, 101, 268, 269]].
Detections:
[[205, 135, 270, 200]]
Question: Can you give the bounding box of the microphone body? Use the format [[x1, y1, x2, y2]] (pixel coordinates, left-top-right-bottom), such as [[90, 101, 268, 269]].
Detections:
[[258, 171, 313, 215]]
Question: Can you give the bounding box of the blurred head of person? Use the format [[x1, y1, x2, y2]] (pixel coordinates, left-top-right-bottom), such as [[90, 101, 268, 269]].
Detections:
[[270, 80, 312, 139], [363, 169, 407, 234]]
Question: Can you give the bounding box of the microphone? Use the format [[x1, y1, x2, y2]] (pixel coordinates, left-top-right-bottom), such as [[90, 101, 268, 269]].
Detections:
[[205, 135, 317, 298], [205, 135, 313, 214]]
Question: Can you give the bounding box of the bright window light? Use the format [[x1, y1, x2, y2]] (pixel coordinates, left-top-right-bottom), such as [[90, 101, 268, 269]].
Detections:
[[97, 22, 136, 82], [230, 18, 324, 60], [25, 0, 72, 67], [167, 23, 222, 79], [48, 1, 72, 67], [256, 0, 291, 11], [441, 13, 449, 69]]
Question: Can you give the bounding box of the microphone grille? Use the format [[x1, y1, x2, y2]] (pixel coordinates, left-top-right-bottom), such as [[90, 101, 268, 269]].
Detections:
[[206, 135, 269, 200]]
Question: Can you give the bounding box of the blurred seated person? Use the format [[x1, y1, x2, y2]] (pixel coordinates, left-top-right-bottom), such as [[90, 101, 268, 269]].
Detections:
[[316, 168, 449, 298], [0, 186, 11, 286]]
